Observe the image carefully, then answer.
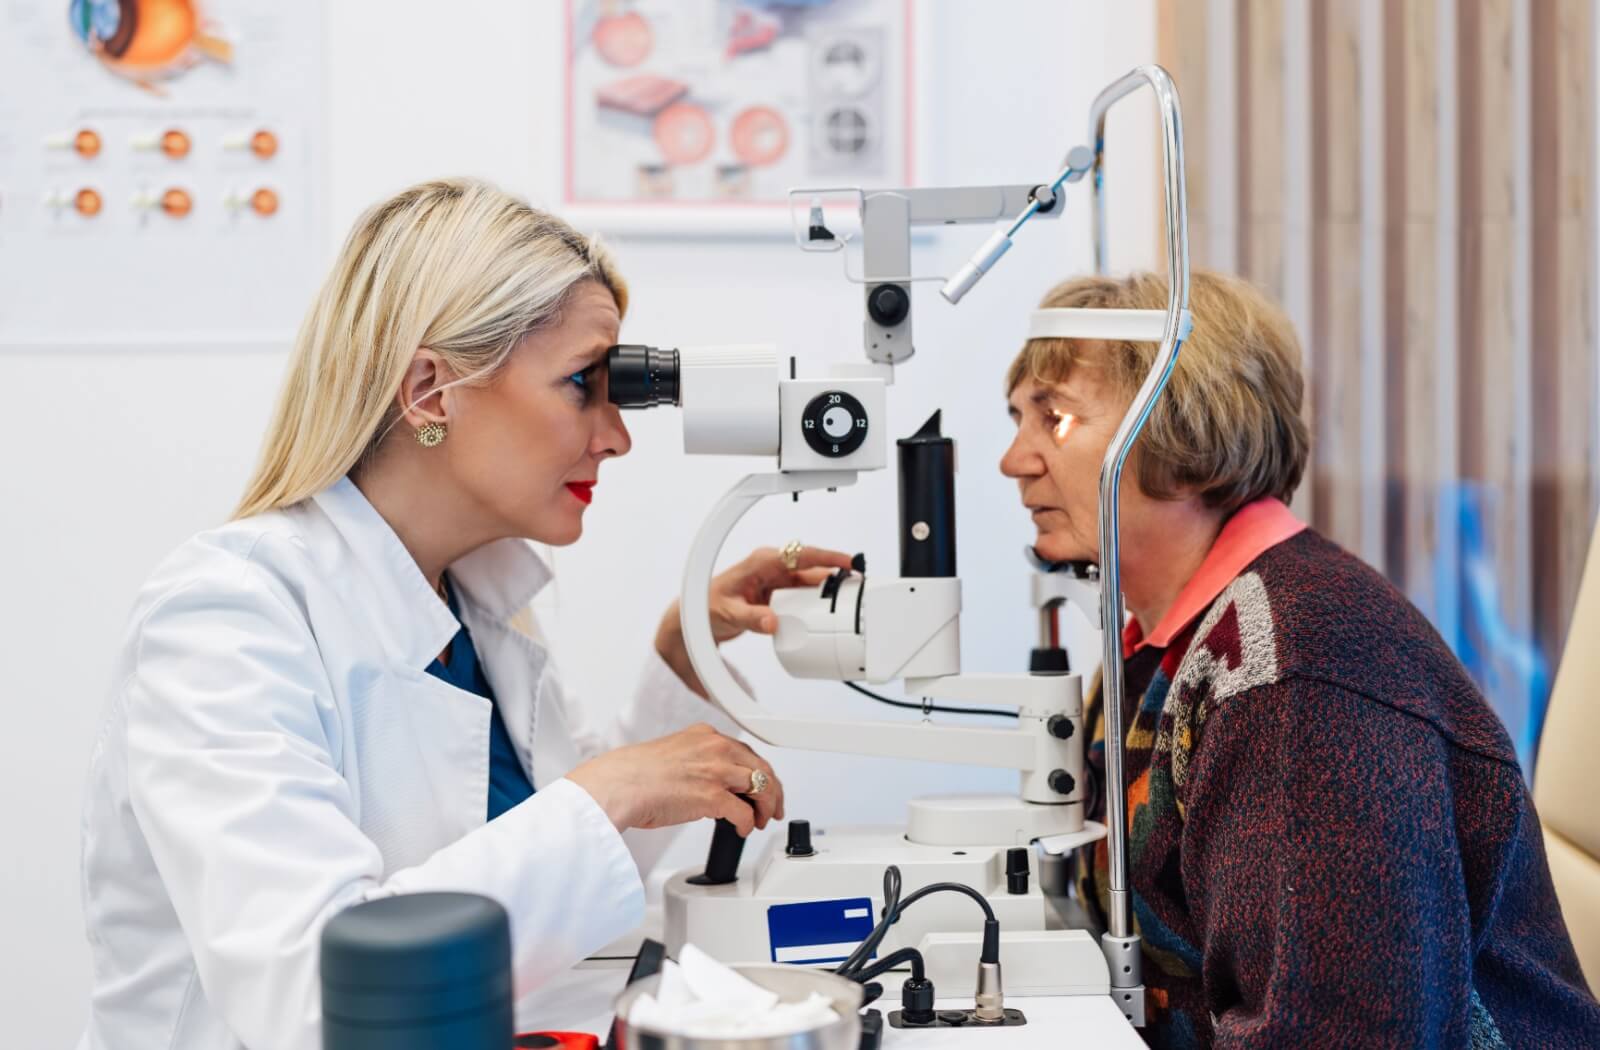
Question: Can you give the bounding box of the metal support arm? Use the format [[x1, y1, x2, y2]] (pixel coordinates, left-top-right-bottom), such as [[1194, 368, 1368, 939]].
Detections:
[[680, 471, 1062, 777], [1087, 64, 1190, 1025]]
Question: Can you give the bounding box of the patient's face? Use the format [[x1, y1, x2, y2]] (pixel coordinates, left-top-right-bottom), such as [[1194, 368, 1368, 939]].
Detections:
[[1000, 367, 1128, 564]]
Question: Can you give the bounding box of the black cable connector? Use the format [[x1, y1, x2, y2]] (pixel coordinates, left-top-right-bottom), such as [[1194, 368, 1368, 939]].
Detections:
[[899, 977, 937, 1025], [981, 919, 1001, 966], [837, 869, 1004, 973], [836, 865, 1011, 1030]]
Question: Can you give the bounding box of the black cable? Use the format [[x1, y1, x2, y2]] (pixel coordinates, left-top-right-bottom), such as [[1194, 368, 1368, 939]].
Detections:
[[843, 681, 1018, 720], [898, 883, 1001, 964], [897, 881, 996, 923], [851, 946, 925, 985], [838, 868, 1006, 981], [836, 867, 901, 979]]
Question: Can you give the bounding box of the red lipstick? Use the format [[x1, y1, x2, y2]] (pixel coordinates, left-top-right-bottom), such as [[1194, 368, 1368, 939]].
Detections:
[[565, 482, 594, 505]]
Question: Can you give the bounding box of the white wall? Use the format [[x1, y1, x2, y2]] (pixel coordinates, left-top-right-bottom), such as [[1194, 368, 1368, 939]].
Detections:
[[0, 1, 1156, 1040]]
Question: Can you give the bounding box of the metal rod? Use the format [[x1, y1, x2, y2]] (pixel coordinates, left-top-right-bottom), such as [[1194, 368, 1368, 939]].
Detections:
[[1006, 146, 1096, 239], [1005, 199, 1044, 238], [1087, 65, 1190, 942], [1037, 604, 1062, 649]]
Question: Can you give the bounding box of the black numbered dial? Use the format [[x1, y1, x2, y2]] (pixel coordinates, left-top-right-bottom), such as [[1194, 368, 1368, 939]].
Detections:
[[802, 390, 869, 458]]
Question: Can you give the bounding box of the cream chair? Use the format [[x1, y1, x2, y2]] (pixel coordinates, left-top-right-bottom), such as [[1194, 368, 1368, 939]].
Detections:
[[1535, 516, 1600, 990]]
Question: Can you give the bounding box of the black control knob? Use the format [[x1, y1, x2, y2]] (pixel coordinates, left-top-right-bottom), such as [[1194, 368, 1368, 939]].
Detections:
[[1047, 715, 1075, 740], [1048, 769, 1076, 796], [1005, 846, 1030, 895], [802, 390, 869, 458], [1029, 648, 1070, 674], [867, 283, 911, 326], [786, 819, 816, 858]]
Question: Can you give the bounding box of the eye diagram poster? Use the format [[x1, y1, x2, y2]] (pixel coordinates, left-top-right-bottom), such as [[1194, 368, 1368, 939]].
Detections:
[[0, 0, 327, 349], [565, 0, 912, 209]]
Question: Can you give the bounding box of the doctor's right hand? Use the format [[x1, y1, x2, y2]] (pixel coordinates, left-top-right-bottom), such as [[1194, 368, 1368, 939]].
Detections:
[[565, 723, 784, 837]]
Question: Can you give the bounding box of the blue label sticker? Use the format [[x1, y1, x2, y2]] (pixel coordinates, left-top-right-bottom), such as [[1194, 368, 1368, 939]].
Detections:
[[766, 897, 876, 965]]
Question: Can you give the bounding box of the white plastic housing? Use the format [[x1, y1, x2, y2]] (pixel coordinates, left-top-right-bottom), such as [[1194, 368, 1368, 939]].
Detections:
[[862, 577, 960, 681], [772, 576, 868, 680], [679, 344, 781, 456], [663, 827, 1056, 966], [917, 930, 1111, 998], [777, 377, 887, 472], [904, 673, 1086, 805], [1025, 306, 1195, 342], [906, 795, 1084, 845], [770, 575, 960, 684]]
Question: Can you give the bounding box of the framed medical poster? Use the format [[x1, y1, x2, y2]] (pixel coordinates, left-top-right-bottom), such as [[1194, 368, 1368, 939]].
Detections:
[[563, 0, 914, 233], [0, 0, 328, 352]]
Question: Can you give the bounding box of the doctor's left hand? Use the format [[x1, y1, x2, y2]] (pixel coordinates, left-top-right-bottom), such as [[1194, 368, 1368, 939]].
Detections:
[[656, 544, 854, 697]]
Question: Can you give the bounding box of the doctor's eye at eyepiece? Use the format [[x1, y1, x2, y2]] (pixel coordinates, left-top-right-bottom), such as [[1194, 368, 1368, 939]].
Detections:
[[606, 344, 680, 408]]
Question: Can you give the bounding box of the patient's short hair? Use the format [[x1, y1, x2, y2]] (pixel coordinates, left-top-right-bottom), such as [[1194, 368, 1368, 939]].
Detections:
[[1006, 269, 1310, 513]]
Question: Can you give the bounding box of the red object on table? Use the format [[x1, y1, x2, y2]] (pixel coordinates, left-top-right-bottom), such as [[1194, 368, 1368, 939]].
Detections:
[[514, 1032, 599, 1050]]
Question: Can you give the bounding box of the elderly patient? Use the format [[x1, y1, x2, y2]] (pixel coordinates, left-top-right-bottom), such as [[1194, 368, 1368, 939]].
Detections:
[[1001, 269, 1600, 1047]]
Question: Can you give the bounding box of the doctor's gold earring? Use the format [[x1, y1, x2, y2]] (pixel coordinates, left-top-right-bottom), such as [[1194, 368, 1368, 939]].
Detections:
[[415, 422, 447, 447]]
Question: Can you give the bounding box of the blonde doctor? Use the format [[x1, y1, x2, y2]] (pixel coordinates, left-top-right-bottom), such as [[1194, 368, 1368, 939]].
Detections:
[[78, 178, 847, 1050]]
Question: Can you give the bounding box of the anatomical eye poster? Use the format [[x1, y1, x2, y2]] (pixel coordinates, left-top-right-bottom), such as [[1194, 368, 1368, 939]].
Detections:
[[0, 0, 327, 350], [564, 0, 913, 213]]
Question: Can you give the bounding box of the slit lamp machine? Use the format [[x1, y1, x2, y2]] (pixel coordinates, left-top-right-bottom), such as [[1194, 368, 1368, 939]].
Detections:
[[604, 66, 1194, 1032]]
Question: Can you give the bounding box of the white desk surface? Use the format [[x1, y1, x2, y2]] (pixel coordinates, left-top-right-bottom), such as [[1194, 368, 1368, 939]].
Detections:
[[516, 965, 1145, 1048]]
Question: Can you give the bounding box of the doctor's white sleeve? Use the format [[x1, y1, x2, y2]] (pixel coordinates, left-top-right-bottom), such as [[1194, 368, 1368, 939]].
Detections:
[[544, 629, 756, 883], [123, 570, 643, 1050]]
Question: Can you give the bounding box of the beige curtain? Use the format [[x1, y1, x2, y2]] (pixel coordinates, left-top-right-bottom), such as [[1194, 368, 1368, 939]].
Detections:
[[1156, 0, 1598, 770]]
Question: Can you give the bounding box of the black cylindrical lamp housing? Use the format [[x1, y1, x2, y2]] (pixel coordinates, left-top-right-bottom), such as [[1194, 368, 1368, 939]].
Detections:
[[898, 411, 957, 578]]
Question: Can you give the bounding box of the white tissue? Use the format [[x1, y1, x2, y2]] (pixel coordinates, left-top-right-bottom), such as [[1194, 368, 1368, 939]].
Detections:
[[678, 944, 780, 1012], [654, 957, 694, 1009], [626, 944, 842, 1039]]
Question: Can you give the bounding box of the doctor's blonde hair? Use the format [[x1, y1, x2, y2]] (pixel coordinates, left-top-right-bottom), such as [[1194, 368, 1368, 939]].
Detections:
[[234, 178, 628, 519]]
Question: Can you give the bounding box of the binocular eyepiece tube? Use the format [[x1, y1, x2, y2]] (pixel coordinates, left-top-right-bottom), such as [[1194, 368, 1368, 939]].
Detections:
[[601, 342, 783, 458], [607, 344, 681, 408]]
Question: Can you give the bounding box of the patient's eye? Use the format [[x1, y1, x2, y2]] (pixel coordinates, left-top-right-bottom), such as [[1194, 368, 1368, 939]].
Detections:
[[1046, 411, 1078, 443]]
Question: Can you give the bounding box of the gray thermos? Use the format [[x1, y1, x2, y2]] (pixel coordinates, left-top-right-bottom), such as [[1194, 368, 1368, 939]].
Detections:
[[321, 892, 513, 1049]]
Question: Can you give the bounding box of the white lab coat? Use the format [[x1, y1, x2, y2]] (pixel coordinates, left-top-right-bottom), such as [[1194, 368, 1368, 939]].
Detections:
[[77, 477, 735, 1050]]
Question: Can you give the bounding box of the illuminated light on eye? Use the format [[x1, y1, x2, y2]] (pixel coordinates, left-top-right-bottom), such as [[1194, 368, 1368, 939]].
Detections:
[[1052, 413, 1077, 442]]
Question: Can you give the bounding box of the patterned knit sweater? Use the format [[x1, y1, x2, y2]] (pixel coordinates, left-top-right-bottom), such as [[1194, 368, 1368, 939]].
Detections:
[[1077, 528, 1600, 1047]]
